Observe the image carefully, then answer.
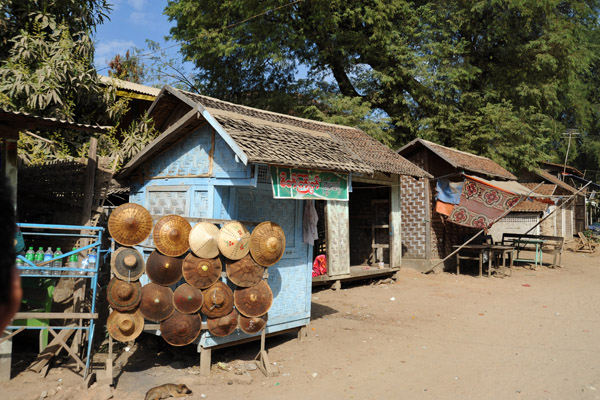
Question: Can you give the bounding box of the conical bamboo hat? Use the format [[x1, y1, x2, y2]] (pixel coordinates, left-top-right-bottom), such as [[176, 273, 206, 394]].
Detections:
[[182, 253, 222, 289], [108, 203, 152, 246], [139, 282, 174, 322], [189, 222, 220, 258], [249, 221, 286, 267], [146, 250, 184, 286], [238, 313, 268, 334], [173, 283, 203, 314], [107, 309, 144, 342], [218, 221, 250, 260], [107, 277, 142, 312], [207, 308, 239, 337], [234, 280, 273, 317], [160, 311, 202, 346], [111, 247, 145, 281], [201, 281, 234, 318], [153, 215, 191, 257], [226, 254, 264, 287]]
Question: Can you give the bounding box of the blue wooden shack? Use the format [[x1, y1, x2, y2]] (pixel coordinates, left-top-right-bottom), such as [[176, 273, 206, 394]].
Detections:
[[117, 86, 428, 365]]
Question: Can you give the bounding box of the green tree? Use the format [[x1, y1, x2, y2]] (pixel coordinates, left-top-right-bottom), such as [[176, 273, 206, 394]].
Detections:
[[0, 0, 110, 59], [165, 0, 600, 173], [0, 7, 158, 167]]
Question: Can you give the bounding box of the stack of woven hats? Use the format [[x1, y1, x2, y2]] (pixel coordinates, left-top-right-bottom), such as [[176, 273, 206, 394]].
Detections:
[[106, 203, 152, 343], [106, 203, 286, 346]]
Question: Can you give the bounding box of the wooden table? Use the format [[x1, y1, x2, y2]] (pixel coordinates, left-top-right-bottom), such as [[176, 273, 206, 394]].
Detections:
[[454, 244, 514, 277]]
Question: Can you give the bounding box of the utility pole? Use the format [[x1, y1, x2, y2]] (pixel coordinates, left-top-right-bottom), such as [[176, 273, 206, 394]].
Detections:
[[563, 128, 580, 177]]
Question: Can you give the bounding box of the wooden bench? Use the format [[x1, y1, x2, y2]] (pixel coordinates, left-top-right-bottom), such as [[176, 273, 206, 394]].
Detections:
[[501, 233, 564, 268]]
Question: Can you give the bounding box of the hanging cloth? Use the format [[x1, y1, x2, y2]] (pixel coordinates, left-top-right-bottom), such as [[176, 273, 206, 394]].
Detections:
[[303, 199, 319, 245], [447, 175, 520, 229]]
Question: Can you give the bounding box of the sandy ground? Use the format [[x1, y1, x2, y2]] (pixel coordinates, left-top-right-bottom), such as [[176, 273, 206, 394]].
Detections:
[[3, 248, 600, 400]]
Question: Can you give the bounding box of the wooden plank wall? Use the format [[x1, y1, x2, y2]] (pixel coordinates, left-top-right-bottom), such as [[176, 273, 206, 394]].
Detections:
[[325, 200, 350, 276], [390, 175, 402, 268]]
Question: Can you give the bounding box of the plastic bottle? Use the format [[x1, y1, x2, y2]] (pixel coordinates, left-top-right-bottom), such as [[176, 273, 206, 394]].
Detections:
[[25, 247, 35, 274], [42, 247, 53, 275], [87, 249, 97, 276], [80, 253, 89, 276], [15, 255, 24, 275], [53, 248, 63, 275], [34, 247, 44, 275], [68, 247, 79, 275]]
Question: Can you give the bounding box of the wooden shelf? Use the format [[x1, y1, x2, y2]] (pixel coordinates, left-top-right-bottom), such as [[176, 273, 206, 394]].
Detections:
[[372, 244, 390, 249]]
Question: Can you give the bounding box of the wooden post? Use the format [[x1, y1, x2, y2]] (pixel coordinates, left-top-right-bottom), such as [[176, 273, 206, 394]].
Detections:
[[72, 137, 97, 356], [390, 175, 402, 268], [200, 346, 211, 377]]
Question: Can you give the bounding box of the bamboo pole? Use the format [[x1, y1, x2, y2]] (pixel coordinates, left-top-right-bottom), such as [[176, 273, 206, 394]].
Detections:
[[423, 182, 543, 274]]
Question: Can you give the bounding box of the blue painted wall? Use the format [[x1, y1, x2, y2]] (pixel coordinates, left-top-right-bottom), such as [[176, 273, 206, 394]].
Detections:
[[127, 123, 312, 348]]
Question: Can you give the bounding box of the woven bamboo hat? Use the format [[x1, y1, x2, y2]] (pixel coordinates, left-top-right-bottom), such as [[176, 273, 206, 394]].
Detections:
[[153, 215, 191, 257], [182, 253, 222, 289], [111, 247, 145, 281], [173, 283, 203, 314], [249, 221, 286, 267], [108, 203, 153, 246], [146, 250, 184, 286], [107, 277, 142, 312], [218, 221, 250, 260], [160, 311, 202, 346], [226, 254, 264, 287], [207, 308, 239, 337], [107, 309, 144, 342], [238, 313, 268, 334], [139, 282, 175, 322], [234, 280, 273, 317], [201, 281, 234, 318], [189, 222, 220, 258]]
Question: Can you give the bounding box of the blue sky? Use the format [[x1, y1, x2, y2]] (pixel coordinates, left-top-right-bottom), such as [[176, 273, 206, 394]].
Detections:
[[93, 0, 185, 75]]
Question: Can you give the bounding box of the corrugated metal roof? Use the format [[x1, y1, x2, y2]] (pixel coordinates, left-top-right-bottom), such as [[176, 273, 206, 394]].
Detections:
[[0, 109, 112, 133], [398, 138, 516, 180], [98, 75, 161, 97]]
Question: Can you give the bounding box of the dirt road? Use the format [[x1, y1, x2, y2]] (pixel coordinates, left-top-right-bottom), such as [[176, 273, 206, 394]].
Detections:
[[3, 249, 600, 400]]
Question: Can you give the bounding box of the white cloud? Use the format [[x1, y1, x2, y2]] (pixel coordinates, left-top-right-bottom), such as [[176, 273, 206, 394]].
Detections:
[[130, 11, 149, 25], [127, 0, 147, 11], [94, 39, 136, 67]]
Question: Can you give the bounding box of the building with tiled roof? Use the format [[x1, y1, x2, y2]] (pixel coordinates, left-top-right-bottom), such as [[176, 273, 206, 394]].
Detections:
[[397, 138, 516, 180], [517, 168, 586, 239], [121, 86, 429, 178], [118, 84, 432, 303], [396, 138, 521, 271]]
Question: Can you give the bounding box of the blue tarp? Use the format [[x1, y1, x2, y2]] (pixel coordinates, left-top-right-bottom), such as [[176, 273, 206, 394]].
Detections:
[[436, 178, 464, 205]]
